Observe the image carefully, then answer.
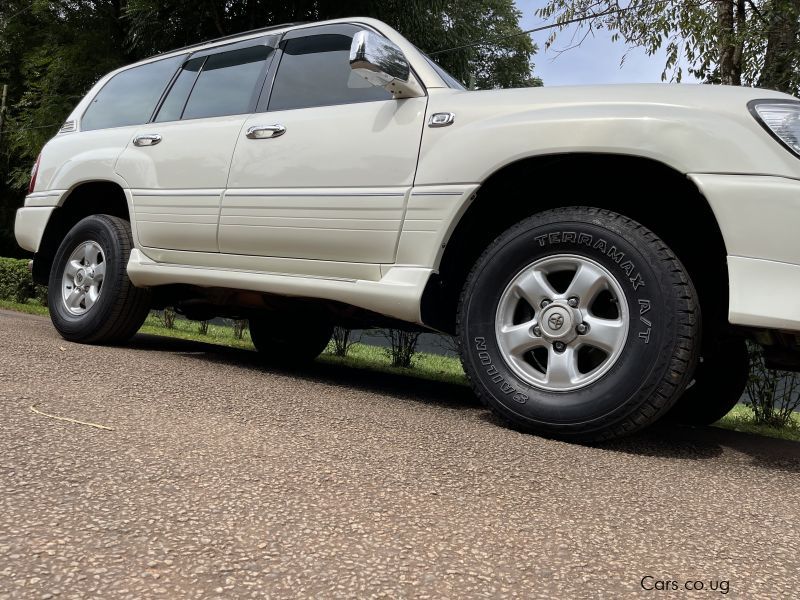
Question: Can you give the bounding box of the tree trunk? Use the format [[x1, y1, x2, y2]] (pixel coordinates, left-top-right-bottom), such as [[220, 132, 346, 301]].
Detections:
[[731, 0, 746, 84], [759, 0, 800, 92], [716, 0, 740, 85]]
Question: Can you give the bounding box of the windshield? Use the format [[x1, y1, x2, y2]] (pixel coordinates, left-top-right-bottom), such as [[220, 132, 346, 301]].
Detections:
[[420, 52, 466, 90]]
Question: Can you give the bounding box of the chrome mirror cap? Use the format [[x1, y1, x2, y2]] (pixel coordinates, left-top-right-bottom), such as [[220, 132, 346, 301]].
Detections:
[[349, 31, 424, 99]]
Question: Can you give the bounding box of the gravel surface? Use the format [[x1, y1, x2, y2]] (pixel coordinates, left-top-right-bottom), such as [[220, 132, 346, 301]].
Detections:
[[1, 309, 798, 599]]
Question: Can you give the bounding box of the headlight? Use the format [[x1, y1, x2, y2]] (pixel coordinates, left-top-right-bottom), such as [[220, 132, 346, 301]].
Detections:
[[749, 100, 800, 157]]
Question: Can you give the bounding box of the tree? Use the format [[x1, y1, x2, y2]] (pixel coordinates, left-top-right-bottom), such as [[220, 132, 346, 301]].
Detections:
[[758, 0, 800, 91], [536, 0, 800, 94], [123, 0, 539, 88], [0, 0, 134, 257], [0, 0, 539, 257]]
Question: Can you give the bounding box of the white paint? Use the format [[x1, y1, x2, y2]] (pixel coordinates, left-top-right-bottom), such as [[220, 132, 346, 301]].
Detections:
[[13, 17, 800, 330]]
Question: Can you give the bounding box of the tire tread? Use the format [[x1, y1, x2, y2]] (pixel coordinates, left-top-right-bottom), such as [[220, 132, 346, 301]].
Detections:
[[456, 206, 700, 442], [49, 214, 150, 345]]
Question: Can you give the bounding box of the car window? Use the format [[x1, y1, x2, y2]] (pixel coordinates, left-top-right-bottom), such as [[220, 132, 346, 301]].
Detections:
[[421, 53, 466, 90], [268, 32, 393, 112], [181, 45, 273, 120], [155, 57, 205, 123], [82, 55, 184, 131]]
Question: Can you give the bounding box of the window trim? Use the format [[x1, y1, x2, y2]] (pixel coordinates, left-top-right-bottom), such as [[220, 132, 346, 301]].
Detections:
[[257, 23, 427, 114], [149, 56, 204, 124], [151, 35, 279, 124]]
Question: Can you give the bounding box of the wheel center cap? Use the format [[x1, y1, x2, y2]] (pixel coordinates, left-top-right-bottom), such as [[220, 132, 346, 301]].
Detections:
[[75, 269, 86, 285], [548, 312, 566, 331], [539, 303, 577, 342]]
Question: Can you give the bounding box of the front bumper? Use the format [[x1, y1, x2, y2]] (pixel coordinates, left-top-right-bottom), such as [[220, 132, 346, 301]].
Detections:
[[691, 173, 800, 332], [14, 206, 55, 253], [727, 257, 800, 330]]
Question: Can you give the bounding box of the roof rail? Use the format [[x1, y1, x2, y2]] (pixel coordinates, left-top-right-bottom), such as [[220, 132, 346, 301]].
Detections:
[[146, 22, 307, 59]]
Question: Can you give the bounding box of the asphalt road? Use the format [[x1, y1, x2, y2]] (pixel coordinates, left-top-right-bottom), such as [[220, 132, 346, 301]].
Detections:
[[1, 309, 799, 599]]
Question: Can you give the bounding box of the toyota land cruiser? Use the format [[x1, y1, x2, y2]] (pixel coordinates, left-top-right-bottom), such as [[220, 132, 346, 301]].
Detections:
[[15, 18, 800, 440]]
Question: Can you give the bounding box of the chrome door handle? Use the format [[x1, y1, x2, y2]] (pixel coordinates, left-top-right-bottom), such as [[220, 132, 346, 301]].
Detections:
[[133, 134, 162, 147], [246, 124, 286, 139]]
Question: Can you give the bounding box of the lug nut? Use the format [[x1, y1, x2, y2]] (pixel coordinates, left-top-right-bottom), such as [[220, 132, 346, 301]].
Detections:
[[540, 299, 551, 309], [553, 341, 566, 352], [576, 323, 589, 335], [533, 326, 542, 337], [568, 297, 579, 308]]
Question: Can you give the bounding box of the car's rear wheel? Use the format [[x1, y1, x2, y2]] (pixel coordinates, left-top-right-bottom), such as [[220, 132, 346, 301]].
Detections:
[[458, 207, 700, 441], [666, 337, 749, 425], [249, 312, 333, 365], [48, 214, 151, 344]]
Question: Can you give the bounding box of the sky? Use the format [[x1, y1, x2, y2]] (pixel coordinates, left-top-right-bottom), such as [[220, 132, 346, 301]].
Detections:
[[514, 0, 685, 86]]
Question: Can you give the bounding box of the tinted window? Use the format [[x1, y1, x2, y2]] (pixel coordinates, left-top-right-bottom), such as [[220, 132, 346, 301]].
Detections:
[[269, 33, 392, 112], [182, 45, 272, 120], [155, 57, 204, 123], [82, 55, 183, 131]]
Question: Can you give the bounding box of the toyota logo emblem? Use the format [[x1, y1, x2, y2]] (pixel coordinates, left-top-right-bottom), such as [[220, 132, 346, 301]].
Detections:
[[548, 313, 565, 331]]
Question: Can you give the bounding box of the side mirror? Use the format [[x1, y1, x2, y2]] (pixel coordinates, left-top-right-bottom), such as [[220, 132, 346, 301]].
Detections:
[[349, 31, 424, 99]]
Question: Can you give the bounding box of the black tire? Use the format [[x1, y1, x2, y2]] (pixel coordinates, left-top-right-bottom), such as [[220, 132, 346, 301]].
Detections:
[[249, 312, 333, 365], [666, 337, 749, 425], [458, 207, 700, 442], [48, 214, 151, 344]]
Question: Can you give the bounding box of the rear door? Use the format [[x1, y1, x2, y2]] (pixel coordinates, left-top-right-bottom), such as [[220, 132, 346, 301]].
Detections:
[[220, 24, 427, 265], [116, 38, 277, 253]]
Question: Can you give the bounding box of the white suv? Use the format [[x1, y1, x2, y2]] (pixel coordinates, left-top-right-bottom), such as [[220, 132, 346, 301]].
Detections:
[[15, 18, 800, 441]]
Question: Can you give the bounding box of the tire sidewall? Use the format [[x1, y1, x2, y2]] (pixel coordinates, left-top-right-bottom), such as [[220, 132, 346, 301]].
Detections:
[[48, 215, 128, 340], [461, 213, 682, 432]]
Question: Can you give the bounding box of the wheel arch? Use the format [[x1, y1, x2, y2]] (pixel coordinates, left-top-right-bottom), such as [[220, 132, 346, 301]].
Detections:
[[32, 180, 130, 285], [421, 152, 729, 337]]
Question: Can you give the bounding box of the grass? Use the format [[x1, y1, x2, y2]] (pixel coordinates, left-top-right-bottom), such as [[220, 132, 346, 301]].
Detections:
[[0, 300, 467, 385], [0, 298, 49, 316], [321, 342, 468, 386], [140, 312, 255, 350], [3, 298, 799, 442], [714, 404, 800, 442]]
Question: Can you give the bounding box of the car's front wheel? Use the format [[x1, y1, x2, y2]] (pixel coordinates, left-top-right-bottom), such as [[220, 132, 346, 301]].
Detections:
[[48, 214, 151, 344], [458, 207, 700, 441]]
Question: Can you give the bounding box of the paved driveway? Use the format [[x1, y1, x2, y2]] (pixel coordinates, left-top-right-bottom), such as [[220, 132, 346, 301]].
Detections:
[[0, 310, 798, 599]]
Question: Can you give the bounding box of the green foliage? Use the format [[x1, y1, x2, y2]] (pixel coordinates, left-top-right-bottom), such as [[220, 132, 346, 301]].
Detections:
[[537, 0, 800, 94], [384, 329, 421, 368], [0, 257, 46, 303], [0, 1, 135, 256], [160, 308, 177, 329], [715, 404, 800, 442], [232, 318, 248, 340], [331, 326, 359, 357], [122, 0, 539, 89], [323, 340, 469, 386], [744, 341, 800, 428]]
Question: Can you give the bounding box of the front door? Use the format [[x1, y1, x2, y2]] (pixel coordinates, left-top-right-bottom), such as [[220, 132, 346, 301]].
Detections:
[[116, 39, 277, 253], [220, 24, 427, 265]]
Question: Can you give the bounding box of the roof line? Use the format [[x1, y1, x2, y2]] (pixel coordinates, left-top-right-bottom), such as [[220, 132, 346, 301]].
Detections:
[[145, 22, 307, 60]]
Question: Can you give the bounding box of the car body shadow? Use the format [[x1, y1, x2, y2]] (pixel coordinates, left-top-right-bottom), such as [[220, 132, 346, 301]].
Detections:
[[127, 333, 479, 410], [603, 421, 800, 472], [128, 333, 799, 471]]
